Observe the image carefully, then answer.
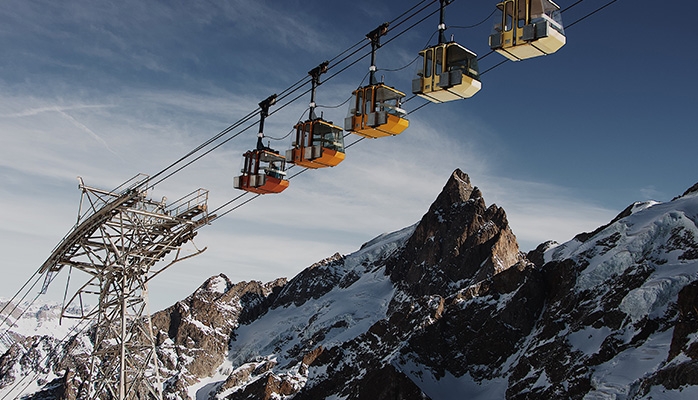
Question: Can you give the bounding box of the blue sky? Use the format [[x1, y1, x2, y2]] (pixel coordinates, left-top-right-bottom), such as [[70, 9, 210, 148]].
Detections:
[[1, 0, 696, 310]]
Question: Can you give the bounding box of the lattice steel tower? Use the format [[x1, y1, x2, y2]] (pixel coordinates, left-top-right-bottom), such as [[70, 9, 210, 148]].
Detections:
[[39, 174, 210, 399]]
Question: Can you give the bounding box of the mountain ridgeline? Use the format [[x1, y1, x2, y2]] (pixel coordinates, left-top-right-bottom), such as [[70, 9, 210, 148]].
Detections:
[[2, 169, 698, 399]]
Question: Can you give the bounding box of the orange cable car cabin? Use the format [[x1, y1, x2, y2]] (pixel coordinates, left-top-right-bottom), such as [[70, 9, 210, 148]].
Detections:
[[345, 22, 409, 139], [489, 0, 566, 61], [286, 119, 345, 169], [233, 149, 289, 194], [234, 94, 289, 195], [286, 61, 346, 169], [345, 83, 409, 139]]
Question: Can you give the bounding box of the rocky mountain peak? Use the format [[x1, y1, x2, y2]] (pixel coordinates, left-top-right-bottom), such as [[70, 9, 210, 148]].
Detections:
[[5, 171, 698, 400], [387, 169, 523, 297], [677, 181, 698, 199], [150, 275, 286, 389]]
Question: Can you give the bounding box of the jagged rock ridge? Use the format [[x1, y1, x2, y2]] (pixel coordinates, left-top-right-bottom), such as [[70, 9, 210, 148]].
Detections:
[[1, 171, 697, 400]]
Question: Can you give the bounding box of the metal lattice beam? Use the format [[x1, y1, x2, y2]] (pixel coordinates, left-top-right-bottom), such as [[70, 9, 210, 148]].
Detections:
[[40, 175, 211, 399]]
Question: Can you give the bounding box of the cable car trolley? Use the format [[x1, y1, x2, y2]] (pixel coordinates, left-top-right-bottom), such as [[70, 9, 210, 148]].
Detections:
[[234, 95, 290, 194], [412, 0, 481, 103], [286, 62, 345, 169], [345, 23, 409, 138], [346, 83, 408, 138], [234, 149, 289, 194], [489, 0, 565, 61]]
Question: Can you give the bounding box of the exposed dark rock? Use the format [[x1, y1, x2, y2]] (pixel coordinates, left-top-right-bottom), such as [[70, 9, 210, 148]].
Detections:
[[526, 240, 557, 267], [673, 181, 698, 200], [574, 202, 635, 243], [406, 261, 546, 381], [150, 275, 286, 398], [387, 169, 523, 298], [669, 281, 698, 360], [272, 253, 345, 308], [5, 172, 698, 400]]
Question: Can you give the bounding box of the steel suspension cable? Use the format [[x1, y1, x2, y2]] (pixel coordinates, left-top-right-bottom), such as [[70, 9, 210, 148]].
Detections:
[[566, 0, 618, 29], [2, 2, 448, 392], [202, 3, 446, 221], [0, 317, 93, 400], [162, 0, 443, 209], [143, 0, 437, 192], [410, 0, 623, 114]]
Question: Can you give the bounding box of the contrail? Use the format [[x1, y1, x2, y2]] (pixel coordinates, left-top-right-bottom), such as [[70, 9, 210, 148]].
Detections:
[[1, 104, 106, 118], [56, 109, 125, 162], [2, 104, 124, 162]]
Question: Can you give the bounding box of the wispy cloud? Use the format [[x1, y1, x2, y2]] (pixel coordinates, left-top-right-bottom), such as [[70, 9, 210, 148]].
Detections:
[[0, 0, 633, 311], [0, 76, 625, 311], [57, 109, 124, 160], [2, 104, 122, 160], [1, 104, 106, 119]]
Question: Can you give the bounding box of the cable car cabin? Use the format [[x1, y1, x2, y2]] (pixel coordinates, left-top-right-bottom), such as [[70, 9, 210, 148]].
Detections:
[[286, 119, 345, 169], [489, 0, 565, 61], [345, 84, 409, 139], [233, 149, 289, 194], [412, 42, 481, 103]]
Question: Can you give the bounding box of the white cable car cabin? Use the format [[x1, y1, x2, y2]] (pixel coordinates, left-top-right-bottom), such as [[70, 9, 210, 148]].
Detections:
[[489, 0, 565, 61], [345, 83, 409, 139], [234, 149, 289, 194], [286, 119, 345, 169], [412, 42, 482, 103]]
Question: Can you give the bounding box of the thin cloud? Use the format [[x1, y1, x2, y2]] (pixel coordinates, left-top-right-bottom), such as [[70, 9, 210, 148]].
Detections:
[[1, 103, 123, 162], [0, 104, 107, 118], [0, 0, 640, 310], [0, 81, 622, 310], [57, 110, 122, 158]]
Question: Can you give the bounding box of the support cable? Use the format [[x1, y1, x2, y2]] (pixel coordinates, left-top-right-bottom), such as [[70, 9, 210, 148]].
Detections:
[[1, 3, 628, 396], [7, 0, 622, 359], [204, 0, 625, 222], [0, 317, 93, 400], [142, 0, 437, 192]]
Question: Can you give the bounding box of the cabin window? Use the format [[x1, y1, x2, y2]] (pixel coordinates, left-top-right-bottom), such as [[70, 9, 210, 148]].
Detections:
[[298, 124, 311, 148], [446, 45, 479, 80], [355, 91, 363, 116], [348, 92, 358, 117], [517, 0, 527, 28], [530, 0, 544, 19], [424, 49, 433, 78], [365, 89, 373, 114], [435, 47, 443, 76], [313, 123, 337, 151], [243, 154, 251, 174], [504, 1, 514, 31], [246, 153, 259, 175]]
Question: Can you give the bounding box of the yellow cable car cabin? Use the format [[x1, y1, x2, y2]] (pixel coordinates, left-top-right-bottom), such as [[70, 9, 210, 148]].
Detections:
[[412, 42, 482, 103], [286, 119, 345, 169], [489, 0, 565, 61], [345, 83, 409, 139], [233, 149, 289, 194]]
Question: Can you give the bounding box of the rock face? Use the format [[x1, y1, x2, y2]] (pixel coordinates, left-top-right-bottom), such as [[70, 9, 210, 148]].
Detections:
[[151, 275, 286, 398], [200, 169, 536, 400], [2, 172, 698, 400], [388, 169, 524, 297]]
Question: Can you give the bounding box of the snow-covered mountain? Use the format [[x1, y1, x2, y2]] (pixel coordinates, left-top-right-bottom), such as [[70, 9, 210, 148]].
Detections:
[[1, 170, 697, 399]]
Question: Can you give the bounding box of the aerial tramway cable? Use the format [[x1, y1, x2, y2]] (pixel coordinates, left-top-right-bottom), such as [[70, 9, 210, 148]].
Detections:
[[134, 0, 620, 197], [3, 0, 623, 372], [143, 0, 437, 192], [0, 2, 627, 398], [187, 0, 625, 223], [0, 317, 93, 400]]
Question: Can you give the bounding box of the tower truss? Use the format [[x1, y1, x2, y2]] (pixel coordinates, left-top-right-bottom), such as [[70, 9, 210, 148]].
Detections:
[[39, 174, 210, 399]]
